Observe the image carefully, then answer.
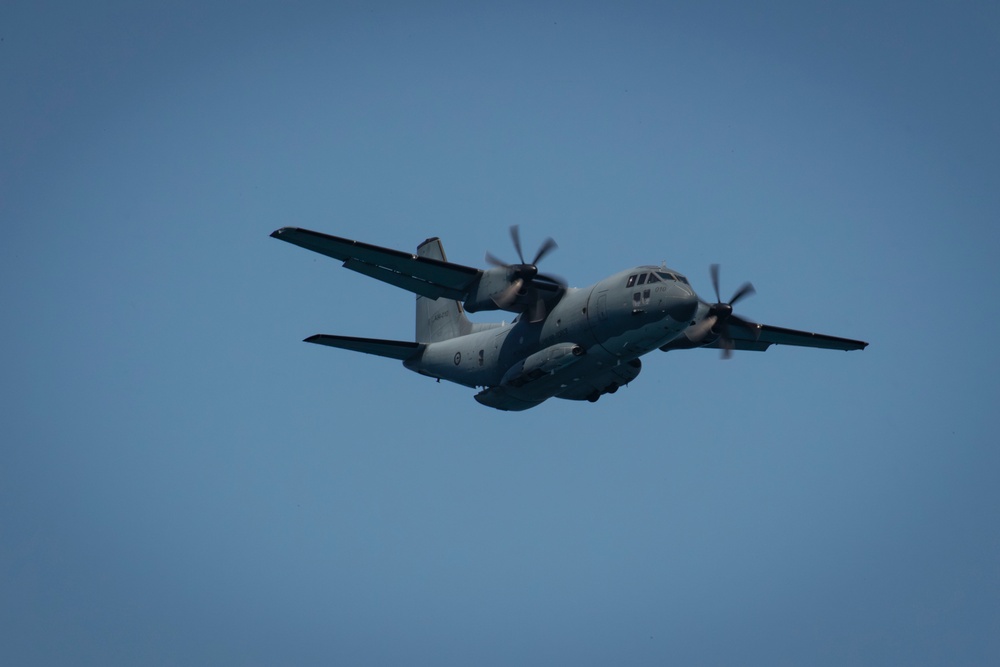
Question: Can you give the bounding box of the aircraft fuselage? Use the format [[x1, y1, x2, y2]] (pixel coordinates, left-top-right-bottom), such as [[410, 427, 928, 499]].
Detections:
[[406, 267, 700, 410]]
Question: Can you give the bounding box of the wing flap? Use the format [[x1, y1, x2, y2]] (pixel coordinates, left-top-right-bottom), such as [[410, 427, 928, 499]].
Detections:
[[271, 227, 480, 299], [343, 258, 465, 300], [305, 334, 424, 361]]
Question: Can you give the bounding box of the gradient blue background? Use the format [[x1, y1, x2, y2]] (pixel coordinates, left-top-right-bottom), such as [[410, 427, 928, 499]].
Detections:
[[3, 2, 998, 664]]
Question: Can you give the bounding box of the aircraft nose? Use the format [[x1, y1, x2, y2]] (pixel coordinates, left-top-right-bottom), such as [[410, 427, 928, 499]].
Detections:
[[668, 289, 699, 324]]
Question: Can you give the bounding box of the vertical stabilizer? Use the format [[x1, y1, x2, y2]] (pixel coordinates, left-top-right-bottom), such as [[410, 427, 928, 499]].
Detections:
[[416, 237, 473, 342]]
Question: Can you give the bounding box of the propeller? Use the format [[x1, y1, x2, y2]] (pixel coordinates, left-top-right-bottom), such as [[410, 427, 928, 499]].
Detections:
[[485, 225, 565, 320], [686, 264, 759, 358]]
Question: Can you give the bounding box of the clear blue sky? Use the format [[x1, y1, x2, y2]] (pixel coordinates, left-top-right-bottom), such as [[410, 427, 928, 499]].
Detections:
[[3, 2, 998, 665]]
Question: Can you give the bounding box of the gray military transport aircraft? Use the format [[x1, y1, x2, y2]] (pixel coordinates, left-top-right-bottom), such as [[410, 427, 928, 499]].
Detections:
[[272, 226, 867, 411]]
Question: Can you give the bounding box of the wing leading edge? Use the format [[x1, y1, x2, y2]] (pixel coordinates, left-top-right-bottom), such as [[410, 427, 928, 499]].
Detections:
[[271, 227, 481, 300]]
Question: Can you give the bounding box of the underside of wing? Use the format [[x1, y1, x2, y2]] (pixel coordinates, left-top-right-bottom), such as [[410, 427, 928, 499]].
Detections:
[[705, 322, 869, 352], [271, 227, 481, 300], [305, 334, 425, 361]]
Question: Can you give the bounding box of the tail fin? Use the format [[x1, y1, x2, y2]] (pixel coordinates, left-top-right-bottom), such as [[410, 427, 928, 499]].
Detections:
[[416, 237, 473, 342]]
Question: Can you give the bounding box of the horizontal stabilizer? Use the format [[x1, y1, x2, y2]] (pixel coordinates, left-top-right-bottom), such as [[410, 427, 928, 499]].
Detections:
[[305, 334, 424, 361]]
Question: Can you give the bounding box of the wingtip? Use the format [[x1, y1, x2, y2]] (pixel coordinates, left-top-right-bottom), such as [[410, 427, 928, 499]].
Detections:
[[271, 226, 308, 239]]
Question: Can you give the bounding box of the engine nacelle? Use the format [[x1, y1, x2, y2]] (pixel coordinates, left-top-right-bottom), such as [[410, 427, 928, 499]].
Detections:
[[501, 343, 585, 387], [463, 267, 516, 313]]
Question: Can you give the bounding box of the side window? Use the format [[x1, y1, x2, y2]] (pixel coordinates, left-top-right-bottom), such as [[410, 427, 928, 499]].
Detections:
[[637, 273, 647, 285], [626, 274, 637, 288], [633, 289, 651, 310]]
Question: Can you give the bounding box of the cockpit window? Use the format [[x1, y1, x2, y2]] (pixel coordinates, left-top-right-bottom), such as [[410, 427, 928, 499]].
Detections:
[[626, 274, 637, 288], [647, 272, 661, 283], [637, 273, 647, 285], [658, 271, 689, 284]]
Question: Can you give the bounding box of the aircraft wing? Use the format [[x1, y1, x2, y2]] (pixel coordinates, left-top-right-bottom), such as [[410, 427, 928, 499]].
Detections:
[[305, 334, 424, 361], [705, 321, 868, 352], [271, 227, 481, 300]]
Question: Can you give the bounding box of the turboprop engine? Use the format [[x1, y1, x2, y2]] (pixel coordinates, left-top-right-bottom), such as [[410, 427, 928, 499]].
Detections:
[[463, 225, 565, 321], [462, 267, 518, 313]]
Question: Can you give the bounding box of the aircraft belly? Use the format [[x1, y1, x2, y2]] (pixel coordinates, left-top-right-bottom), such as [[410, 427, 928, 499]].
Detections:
[[555, 355, 643, 401], [474, 346, 635, 409], [473, 387, 545, 411], [475, 368, 579, 410]]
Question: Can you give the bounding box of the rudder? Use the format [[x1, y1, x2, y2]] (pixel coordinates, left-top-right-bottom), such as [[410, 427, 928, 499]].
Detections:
[[415, 237, 472, 343]]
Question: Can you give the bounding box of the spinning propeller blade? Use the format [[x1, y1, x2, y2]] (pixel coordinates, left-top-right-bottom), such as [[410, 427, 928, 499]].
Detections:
[[485, 225, 565, 319], [696, 264, 759, 358]]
